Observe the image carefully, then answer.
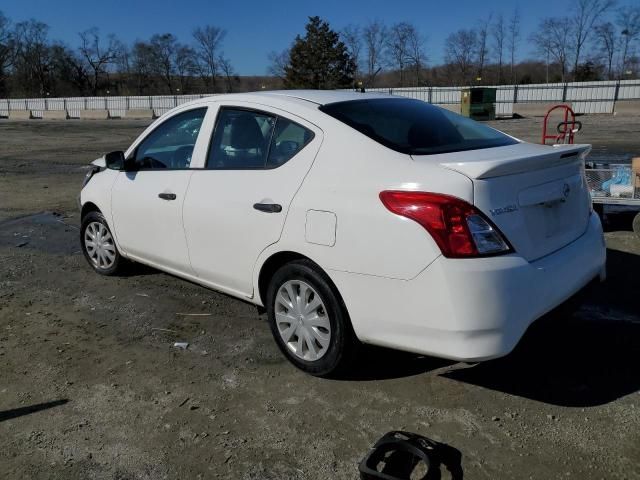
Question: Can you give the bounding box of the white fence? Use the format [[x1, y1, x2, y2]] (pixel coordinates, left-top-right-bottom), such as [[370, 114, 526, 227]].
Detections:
[[1, 80, 639, 118], [0, 94, 208, 118], [366, 79, 640, 115]]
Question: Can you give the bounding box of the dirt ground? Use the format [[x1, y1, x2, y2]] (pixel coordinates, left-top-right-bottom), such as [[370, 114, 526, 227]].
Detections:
[[0, 115, 639, 480]]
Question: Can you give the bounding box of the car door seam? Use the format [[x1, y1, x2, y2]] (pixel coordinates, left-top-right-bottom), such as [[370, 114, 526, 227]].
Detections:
[[182, 169, 198, 277]]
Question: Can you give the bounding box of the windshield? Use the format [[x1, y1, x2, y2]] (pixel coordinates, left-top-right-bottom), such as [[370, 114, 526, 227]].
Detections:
[[319, 98, 518, 155]]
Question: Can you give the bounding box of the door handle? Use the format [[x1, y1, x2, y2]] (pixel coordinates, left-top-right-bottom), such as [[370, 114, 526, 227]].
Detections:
[[253, 202, 282, 213], [158, 193, 177, 200]]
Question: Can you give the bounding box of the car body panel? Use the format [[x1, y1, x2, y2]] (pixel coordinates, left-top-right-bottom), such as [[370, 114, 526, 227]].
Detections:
[[111, 170, 195, 274], [182, 101, 324, 297], [79, 91, 607, 363], [328, 212, 605, 361]]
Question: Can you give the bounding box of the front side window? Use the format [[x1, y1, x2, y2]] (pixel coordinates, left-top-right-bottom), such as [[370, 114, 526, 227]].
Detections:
[[319, 98, 517, 155], [132, 108, 207, 169]]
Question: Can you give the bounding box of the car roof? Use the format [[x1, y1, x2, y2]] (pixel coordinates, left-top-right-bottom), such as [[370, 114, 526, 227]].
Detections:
[[252, 89, 393, 105], [164, 90, 398, 127]]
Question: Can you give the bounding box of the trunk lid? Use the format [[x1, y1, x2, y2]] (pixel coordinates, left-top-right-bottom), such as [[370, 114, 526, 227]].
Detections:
[[413, 143, 593, 262]]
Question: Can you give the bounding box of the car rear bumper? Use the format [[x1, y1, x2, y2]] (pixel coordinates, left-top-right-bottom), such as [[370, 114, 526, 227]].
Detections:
[[329, 212, 606, 361]]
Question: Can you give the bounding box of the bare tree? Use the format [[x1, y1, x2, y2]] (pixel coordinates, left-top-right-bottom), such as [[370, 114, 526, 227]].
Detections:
[[492, 14, 506, 83], [476, 14, 492, 82], [0, 10, 13, 95], [386, 22, 413, 86], [174, 44, 197, 93], [571, 0, 616, 79], [131, 41, 155, 94], [13, 19, 53, 95], [78, 28, 118, 95], [112, 39, 133, 92], [617, 6, 640, 78], [531, 17, 572, 82], [595, 22, 617, 79], [149, 33, 178, 93], [508, 7, 520, 83], [267, 49, 290, 79], [341, 24, 362, 79], [445, 29, 477, 85], [406, 24, 427, 86], [218, 55, 237, 92], [192, 25, 226, 91], [50, 43, 89, 94], [362, 20, 386, 86]]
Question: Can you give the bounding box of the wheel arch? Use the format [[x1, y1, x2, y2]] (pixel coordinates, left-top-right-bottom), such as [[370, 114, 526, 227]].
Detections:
[[81, 201, 101, 219], [80, 199, 124, 256], [256, 250, 346, 313]]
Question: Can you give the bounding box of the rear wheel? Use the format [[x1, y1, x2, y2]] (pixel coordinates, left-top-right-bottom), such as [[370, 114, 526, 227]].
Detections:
[[80, 211, 125, 275], [266, 260, 357, 376]]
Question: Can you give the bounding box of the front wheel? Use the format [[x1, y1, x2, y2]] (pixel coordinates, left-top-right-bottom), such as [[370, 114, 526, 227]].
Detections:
[[80, 211, 125, 275], [633, 212, 640, 239], [266, 260, 357, 377]]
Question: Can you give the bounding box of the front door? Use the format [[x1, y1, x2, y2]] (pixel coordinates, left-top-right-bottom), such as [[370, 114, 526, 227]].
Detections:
[[111, 107, 209, 275], [183, 104, 322, 296]]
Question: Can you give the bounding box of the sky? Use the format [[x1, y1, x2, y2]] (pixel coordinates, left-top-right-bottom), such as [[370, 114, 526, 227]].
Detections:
[[0, 0, 635, 75]]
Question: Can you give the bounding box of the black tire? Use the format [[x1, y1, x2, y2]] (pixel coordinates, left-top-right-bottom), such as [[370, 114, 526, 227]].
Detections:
[[633, 212, 640, 239], [266, 259, 358, 377], [80, 211, 125, 276]]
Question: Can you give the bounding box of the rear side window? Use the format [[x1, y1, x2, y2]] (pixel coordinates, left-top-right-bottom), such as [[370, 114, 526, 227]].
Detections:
[[267, 118, 314, 169], [207, 107, 314, 170], [319, 98, 517, 155], [207, 109, 275, 169]]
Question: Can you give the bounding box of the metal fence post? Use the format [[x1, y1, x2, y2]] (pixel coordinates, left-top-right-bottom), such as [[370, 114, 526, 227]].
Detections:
[[562, 83, 568, 103], [513, 85, 519, 104], [613, 80, 621, 113], [84, 98, 87, 110], [428, 87, 433, 104]]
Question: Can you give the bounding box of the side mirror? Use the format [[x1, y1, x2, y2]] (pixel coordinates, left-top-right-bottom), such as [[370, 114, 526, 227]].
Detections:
[[105, 151, 125, 170]]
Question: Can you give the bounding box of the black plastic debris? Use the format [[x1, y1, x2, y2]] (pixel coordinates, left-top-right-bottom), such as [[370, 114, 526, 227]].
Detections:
[[359, 431, 463, 480]]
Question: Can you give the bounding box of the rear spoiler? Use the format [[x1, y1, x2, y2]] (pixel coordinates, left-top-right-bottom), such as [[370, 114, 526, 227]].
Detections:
[[434, 143, 591, 180]]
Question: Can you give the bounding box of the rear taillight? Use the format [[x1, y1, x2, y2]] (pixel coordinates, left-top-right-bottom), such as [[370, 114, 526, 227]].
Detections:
[[379, 191, 513, 258]]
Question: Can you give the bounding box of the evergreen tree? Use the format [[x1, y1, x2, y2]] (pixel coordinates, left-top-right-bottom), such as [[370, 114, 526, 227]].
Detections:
[[284, 16, 355, 89]]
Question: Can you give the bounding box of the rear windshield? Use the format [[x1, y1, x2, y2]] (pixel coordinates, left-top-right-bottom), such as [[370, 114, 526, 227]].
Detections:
[[319, 98, 517, 155]]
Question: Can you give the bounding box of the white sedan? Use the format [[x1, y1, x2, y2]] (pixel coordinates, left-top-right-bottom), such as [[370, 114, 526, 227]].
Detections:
[[79, 90, 606, 376]]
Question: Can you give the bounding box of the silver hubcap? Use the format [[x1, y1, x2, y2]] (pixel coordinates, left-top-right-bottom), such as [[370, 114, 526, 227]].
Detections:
[[275, 280, 331, 362], [84, 221, 116, 270]]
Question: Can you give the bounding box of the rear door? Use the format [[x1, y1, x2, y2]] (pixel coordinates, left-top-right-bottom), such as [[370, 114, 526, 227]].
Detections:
[[111, 107, 209, 274], [183, 103, 322, 296]]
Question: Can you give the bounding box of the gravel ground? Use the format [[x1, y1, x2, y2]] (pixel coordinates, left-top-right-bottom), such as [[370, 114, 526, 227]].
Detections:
[[0, 116, 639, 480]]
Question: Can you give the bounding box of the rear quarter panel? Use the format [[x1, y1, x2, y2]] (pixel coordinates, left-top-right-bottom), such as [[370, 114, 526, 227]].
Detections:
[[254, 119, 474, 301]]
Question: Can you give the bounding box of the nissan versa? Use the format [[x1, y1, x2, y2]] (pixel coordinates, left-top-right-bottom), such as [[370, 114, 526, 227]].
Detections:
[[78, 90, 606, 376]]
